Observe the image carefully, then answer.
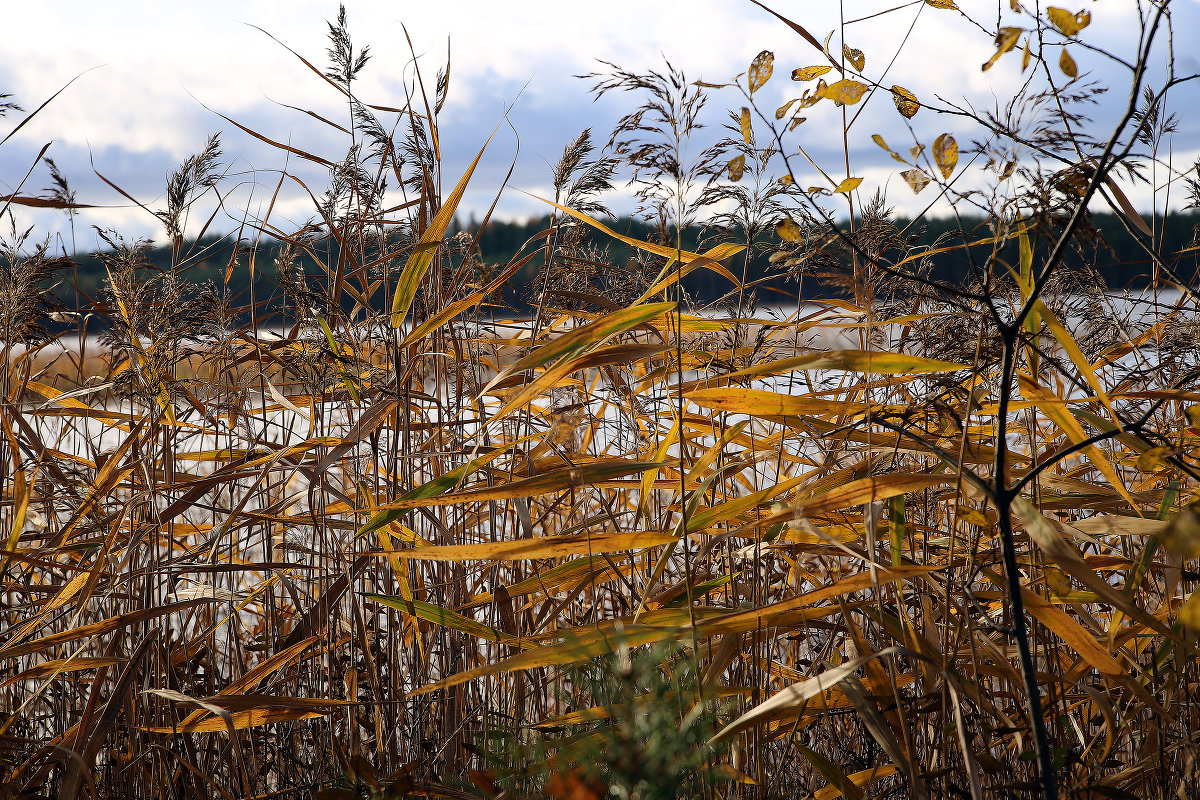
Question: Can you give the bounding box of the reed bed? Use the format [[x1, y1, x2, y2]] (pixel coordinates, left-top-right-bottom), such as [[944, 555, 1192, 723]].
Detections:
[[2, 4, 1200, 799]]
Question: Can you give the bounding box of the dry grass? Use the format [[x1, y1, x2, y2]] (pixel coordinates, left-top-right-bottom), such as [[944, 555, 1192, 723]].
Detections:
[[2, 4, 1200, 800]]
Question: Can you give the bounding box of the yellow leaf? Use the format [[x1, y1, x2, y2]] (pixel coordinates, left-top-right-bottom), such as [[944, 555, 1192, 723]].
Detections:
[[901, 169, 931, 194], [821, 79, 869, 106], [1179, 591, 1200, 630], [1017, 379, 1138, 511], [686, 387, 869, 417], [776, 98, 799, 119], [739, 106, 753, 144], [833, 177, 863, 194], [1059, 47, 1078, 78], [391, 129, 495, 327], [933, 133, 958, 179], [956, 507, 991, 527], [177, 638, 321, 729], [1031, 297, 1119, 422], [792, 65, 832, 81], [890, 85, 919, 118], [1162, 503, 1200, 560], [1044, 565, 1073, 597], [532, 195, 743, 266], [362, 460, 664, 511], [141, 708, 330, 735], [813, 766, 900, 800], [1047, 7, 1091, 36], [749, 50, 774, 93], [728, 154, 746, 182], [694, 566, 942, 640], [1137, 446, 1177, 473], [1022, 36, 1032, 71], [925, 0, 958, 8], [367, 596, 519, 644], [775, 218, 804, 243], [0, 658, 123, 689], [712, 647, 907, 741], [842, 44, 865, 72], [983, 27, 1023, 71], [788, 474, 959, 517], [1014, 497, 1177, 641], [370, 531, 679, 563], [1006, 583, 1126, 678], [719, 350, 968, 380], [871, 134, 903, 163]]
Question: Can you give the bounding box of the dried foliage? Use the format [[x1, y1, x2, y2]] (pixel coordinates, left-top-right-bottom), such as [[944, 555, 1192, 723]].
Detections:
[[2, 4, 1200, 800]]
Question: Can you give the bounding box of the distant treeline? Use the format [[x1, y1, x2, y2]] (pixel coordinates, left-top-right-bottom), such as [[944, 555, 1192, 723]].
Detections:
[[53, 211, 1199, 321]]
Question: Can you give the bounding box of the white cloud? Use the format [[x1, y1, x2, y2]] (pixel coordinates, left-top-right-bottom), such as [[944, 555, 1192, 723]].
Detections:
[[2, 0, 1196, 249]]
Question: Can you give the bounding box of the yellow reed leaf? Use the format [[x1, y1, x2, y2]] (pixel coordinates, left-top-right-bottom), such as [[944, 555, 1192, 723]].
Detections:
[[1047, 7, 1091, 36], [833, 177, 863, 194], [891, 85, 919, 118], [933, 133, 958, 179], [749, 50, 774, 93], [792, 65, 832, 81]]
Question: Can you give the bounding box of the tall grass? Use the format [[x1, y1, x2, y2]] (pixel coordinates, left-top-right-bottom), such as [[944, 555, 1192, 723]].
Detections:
[[2, 3, 1200, 799]]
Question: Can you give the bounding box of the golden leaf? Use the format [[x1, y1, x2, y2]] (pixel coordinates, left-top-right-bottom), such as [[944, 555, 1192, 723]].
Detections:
[[1047, 7, 1091, 36], [821, 79, 869, 106], [925, 0, 958, 7], [1136, 446, 1177, 473], [833, 177, 863, 194], [776, 98, 799, 120], [1022, 36, 1032, 71], [1044, 565, 1073, 597], [739, 107, 753, 144], [789, 115, 806, 130], [1059, 47, 1078, 78], [891, 85, 919, 118], [775, 218, 804, 243], [792, 65, 832, 82], [983, 27, 1023, 71], [842, 44, 865, 72], [1179, 592, 1200, 630], [901, 169, 931, 194], [749, 50, 774, 94], [872, 134, 907, 164], [1162, 503, 1200, 560], [933, 133, 958, 179], [777, 175, 794, 186], [728, 155, 746, 182], [957, 507, 991, 527], [1185, 405, 1200, 428], [1010, 0, 1022, 10]]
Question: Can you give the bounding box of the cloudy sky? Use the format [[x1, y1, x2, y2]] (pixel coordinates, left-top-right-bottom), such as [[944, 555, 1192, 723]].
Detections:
[[2, 0, 1198, 251]]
